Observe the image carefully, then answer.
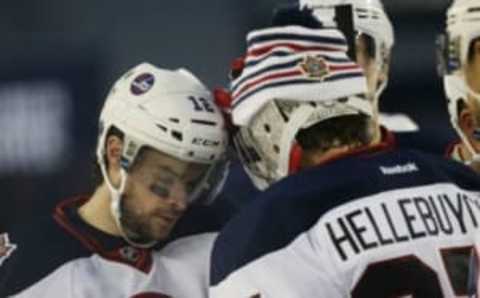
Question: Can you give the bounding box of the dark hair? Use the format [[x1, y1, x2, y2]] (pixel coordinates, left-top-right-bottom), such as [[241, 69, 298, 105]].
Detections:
[[296, 114, 374, 153], [360, 33, 376, 60], [457, 98, 467, 119]]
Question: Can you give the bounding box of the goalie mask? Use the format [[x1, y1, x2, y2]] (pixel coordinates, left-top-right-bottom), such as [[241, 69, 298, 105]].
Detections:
[[226, 26, 371, 189], [438, 0, 480, 164], [300, 0, 394, 104], [97, 62, 228, 247]]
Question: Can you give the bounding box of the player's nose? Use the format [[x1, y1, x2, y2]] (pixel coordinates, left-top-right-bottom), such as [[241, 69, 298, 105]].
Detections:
[[167, 181, 188, 212]]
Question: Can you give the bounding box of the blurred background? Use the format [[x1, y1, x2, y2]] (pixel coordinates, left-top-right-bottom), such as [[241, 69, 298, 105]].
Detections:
[[0, 0, 456, 230]]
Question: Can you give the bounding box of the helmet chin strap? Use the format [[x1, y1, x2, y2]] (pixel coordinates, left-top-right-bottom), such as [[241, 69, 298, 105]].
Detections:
[[99, 161, 157, 248]]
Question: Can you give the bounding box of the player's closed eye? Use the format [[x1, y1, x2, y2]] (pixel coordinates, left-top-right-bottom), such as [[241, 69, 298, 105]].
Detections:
[[150, 184, 170, 198]]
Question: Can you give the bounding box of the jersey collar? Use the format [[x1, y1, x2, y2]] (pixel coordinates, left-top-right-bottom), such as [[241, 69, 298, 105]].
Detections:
[[53, 197, 153, 273], [316, 126, 396, 168]]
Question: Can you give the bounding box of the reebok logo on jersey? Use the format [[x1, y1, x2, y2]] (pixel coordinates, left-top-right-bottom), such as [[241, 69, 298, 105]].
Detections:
[[380, 162, 418, 175], [0, 233, 17, 266]]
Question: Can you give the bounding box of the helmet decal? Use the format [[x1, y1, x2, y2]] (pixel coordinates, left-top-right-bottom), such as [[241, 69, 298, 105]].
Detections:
[[299, 56, 331, 80], [130, 73, 155, 96]]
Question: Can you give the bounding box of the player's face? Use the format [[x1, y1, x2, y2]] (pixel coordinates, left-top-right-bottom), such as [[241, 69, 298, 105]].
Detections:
[[465, 39, 480, 96], [460, 40, 480, 154], [120, 149, 209, 242]]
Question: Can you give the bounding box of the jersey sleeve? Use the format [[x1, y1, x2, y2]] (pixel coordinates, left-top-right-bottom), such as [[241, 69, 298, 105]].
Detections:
[[210, 230, 344, 298], [0, 217, 87, 297]]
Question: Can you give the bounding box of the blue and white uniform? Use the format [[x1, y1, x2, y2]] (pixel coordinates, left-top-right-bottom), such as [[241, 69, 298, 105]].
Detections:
[[210, 136, 480, 298]]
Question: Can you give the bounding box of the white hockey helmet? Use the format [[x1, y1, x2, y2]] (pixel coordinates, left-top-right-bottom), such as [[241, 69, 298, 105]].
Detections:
[[300, 0, 394, 100], [438, 0, 480, 163], [229, 26, 371, 189], [97, 62, 228, 246]]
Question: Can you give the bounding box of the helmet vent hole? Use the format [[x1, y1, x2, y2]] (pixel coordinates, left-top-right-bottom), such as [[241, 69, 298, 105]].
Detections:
[[210, 154, 215, 160], [273, 145, 280, 154], [169, 118, 180, 123], [192, 119, 217, 126], [171, 131, 183, 141], [309, 102, 317, 107], [156, 124, 167, 132], [264, 124, 271, 133], [188, 151, 195, 157]]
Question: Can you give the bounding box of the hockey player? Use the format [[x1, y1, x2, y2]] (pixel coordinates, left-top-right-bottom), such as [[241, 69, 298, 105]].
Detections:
[[301, 0, 454, 152], [219, 0, 450, 210], [303, 0, 396, 134], [0, 63, 228, 297], [439, 0, 480, 172], [210, 22, 480, 297]]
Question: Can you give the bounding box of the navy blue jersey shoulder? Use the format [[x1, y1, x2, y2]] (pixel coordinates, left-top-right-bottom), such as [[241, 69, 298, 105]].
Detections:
[[210, 148, 480, 286], [0, 214, 91, 296], [214, 129, 455, 225], [395, 130, 454, 156]]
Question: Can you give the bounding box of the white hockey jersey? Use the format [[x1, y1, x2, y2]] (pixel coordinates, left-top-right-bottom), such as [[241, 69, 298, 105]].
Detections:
[[0, 197, 217, 298], [210, 136, 480, 297]]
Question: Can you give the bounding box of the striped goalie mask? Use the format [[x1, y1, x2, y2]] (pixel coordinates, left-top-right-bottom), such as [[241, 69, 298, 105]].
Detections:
[[230, 26, 372, 190]]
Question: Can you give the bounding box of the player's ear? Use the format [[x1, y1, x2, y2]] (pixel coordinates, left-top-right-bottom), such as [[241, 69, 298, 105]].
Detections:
[[459, 106, 475, 137], [105, 135, 124, 185]]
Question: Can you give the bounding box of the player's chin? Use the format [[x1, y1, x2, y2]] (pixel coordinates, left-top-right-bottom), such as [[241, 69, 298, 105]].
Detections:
[[149, 217, 176, 240]]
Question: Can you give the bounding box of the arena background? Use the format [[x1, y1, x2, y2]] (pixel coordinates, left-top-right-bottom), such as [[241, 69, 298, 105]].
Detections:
[[0, 0, 456, 230]]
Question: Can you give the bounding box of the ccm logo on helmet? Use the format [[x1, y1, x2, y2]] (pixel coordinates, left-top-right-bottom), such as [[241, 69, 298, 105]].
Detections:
[[192, 138, 220, 147], [131, 73, 155, 95]]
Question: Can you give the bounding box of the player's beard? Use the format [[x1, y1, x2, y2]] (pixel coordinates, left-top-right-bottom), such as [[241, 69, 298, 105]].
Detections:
[[119, 196, 157, 246]]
